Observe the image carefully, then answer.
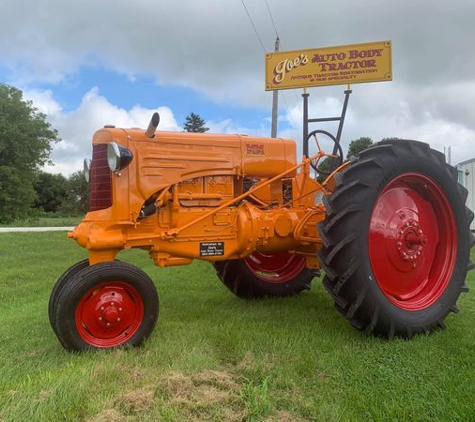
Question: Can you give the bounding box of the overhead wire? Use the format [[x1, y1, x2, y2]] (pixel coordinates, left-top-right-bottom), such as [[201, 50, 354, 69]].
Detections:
[[240, 0, 266, 52], [281, 91, 301, 142], [262, 0, 301, 142], [264, 0, 279, 39], [239, 0, 301, 141]]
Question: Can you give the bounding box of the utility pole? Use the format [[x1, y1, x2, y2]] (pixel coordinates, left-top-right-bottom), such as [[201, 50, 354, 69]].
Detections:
[[271, 36, 280, 138], [444, 146, 452, 165]]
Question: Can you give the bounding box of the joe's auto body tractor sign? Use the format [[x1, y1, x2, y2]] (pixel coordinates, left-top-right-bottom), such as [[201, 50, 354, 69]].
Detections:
[[265, 40, 392, 90]]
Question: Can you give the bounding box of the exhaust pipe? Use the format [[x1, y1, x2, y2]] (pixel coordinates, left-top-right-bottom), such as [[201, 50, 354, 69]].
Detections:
[[145, 112, 160, 138]]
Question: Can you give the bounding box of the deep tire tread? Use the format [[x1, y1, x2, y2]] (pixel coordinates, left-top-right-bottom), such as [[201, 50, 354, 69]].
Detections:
[[317, 139, 474, 339]]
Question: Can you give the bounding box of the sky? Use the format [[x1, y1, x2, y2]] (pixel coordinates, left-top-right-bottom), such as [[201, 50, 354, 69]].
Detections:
[[0, 0, 474, 175]]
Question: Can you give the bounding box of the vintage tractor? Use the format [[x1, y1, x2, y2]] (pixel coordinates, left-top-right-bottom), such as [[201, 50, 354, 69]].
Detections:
[[49, 113, 474, 350]]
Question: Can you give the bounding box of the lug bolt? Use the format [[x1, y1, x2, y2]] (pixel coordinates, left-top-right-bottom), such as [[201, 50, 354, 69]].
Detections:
[[107, 323, 111, 327], [397, 241, 402, 247], [111, 302, 115, 307], [418, 230, 423, 235], [99, 317, 103, 321], [100, 307, 104, 311], [117, 318, 121, 322], [119, 308, 123, 312]]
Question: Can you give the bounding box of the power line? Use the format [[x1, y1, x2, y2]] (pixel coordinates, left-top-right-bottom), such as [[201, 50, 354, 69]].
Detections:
[[261, 2, 301, 141], [281, 92, 301, 142], [239, 0, 300, 141], [264, 0, 279, 39], [240, 0, 267, 52]]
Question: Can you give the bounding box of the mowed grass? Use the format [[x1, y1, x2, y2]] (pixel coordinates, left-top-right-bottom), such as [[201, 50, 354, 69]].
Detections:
[[0, 215, 81, 228], [1, 232, 474, 421]]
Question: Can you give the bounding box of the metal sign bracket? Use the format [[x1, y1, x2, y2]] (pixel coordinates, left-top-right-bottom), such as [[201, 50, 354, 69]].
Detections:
[[302, 88, 352, 158]]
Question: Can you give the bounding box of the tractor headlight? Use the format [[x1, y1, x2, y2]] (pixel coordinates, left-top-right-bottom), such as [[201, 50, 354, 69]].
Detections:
[[107, 142, 133, 172], [83, 158, 91, 182]]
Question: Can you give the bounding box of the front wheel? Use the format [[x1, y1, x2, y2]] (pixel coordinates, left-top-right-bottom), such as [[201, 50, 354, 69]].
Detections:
[[54, 261, 159, 351], [318, 139, 474, 338], [214, 252, 315, 299], [49, 259, 90, 336]]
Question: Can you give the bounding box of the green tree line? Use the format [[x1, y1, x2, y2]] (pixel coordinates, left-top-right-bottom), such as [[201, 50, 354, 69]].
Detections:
[[0, 84, 88, 223]]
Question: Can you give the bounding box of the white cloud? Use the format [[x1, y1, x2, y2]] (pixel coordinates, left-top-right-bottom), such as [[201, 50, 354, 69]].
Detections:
[[22, 89, 63, 115], [23, 88, 180, 175]]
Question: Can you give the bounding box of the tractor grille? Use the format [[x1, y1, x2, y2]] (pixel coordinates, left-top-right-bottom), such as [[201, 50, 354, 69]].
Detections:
[[89, 144, 112, 211]]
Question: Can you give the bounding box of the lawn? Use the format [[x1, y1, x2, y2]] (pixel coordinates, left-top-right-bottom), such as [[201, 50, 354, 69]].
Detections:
[[0, 232, 474, 421], [0, 216, 81, 228]]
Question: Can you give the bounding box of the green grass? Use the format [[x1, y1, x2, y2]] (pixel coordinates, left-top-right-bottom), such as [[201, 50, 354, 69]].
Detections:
[[0, 215, 81, 227], [1, 232, 474, 421]]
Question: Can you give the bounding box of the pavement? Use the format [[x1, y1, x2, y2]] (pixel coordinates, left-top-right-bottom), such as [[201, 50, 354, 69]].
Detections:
[[0, 227, 74, 232]]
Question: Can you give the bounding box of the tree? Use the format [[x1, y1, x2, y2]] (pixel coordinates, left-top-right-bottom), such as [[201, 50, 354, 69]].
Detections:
[[33, 172, 68, 213], [0, 84, 60, 222], [346, 137, 374, 159], [183, 113, 209, 133], [60, 170, 90, 215], [316, 156, 339, 183]]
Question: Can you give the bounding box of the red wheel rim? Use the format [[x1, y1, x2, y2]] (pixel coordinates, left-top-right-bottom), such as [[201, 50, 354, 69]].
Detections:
[[369, 173, 457, 310], [76, 282, 144, 348], [244, 252, 306, 283]]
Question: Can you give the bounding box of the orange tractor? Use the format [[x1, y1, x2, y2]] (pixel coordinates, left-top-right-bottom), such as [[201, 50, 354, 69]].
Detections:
[[49, 113, 474, 350]]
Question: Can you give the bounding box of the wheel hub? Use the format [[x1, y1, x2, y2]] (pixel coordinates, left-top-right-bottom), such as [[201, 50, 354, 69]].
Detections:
[[395, 219, 427, 266], [96, 298, 122, 327]]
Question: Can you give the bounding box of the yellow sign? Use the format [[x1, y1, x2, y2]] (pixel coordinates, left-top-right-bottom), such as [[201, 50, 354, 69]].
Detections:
[[265, 40, 392, 90]]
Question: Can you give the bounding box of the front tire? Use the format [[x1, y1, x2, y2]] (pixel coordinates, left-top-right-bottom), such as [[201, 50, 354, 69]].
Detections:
[[318, 139, 474, 338], [49, 259, 90, 336], [214, 252, 315, 299], [54, 261, 159, 351]]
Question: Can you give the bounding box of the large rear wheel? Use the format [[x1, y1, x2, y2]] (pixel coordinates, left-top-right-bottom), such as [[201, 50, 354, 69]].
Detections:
[[214, 252, 315, 299], [54, 261, 159, 351], [318, 139, 474, 338]]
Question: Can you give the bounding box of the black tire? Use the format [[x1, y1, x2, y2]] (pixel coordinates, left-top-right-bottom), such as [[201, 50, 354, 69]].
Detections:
[[49, 259, 90, 336], [54, 261, 159, 351], [317, 139, 475, 338], [214, 252, 315, 299]]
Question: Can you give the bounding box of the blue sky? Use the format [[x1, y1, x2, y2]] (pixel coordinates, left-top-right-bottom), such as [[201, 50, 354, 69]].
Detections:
[[19, 65, 270, 126], [0, 0, 474, 175]]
